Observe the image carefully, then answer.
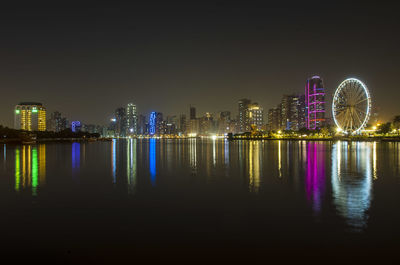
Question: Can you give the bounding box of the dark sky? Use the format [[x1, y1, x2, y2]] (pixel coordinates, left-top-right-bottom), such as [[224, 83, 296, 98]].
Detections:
[[1, 1, 399, 126]]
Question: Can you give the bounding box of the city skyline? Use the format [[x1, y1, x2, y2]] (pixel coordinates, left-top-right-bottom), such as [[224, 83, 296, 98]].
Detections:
[[1, 2, 399, 126]]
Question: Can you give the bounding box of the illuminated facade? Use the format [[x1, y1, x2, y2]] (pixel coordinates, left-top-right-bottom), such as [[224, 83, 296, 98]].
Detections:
[[14, 102, 46, 131], [126, 103, 138, 135], [248, 103, 263, 130], [305, 76, 325, 129]]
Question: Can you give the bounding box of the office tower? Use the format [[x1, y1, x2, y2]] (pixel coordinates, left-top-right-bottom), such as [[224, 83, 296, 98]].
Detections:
[[14, 102, 46, 131], [199, 112, 215, 134], [48, 111, 69, 132], [280, 95, 301, 130], [248, 103, 264, 131], [298, 94, 306, 130], [238, 98, 252, 132], [179, 114, 187, 134], [217, 111, 231, 134], [138, 114, 147, 135], [149, 112, 165, 135], [115, 107, 127, 137], [190, 106, 196, 120], [126, 103, 138, 135], [305, 76, 325, 129], [267, 107, 281, 131]]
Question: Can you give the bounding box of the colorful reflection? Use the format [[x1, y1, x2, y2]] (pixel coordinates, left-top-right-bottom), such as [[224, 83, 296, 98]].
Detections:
[[14, 145, 46, 195], [72, 142, 80, 169], [127, 139, 137, 193], [331, 141, 373, 231], [149, 138, 156, 186], [305, 142, 326, 214]]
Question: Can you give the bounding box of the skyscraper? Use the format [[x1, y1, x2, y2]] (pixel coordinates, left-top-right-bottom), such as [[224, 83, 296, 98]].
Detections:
[[280, 95, 301, 130], [238, 98, 251, 132], [126, 103, 138, 135], [305, 76, 325, 129], [267, 107, 281, 131], [14, 102, 46, 131], [248, 103, 264, 131], [48, 111, 68, 132], [190, 106, 196, 120], [115, 107, 127, 137]]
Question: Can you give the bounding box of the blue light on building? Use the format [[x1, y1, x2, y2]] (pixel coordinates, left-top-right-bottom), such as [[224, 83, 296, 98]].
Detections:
[[149, 112, 156, 135], [71, 121, 81, 133]]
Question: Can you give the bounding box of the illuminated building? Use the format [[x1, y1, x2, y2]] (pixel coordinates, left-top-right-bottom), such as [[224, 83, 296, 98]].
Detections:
[[238, 99, 263, 132], [305, 76, 325, 129], [217, 111, 231, 134], [126, 103, 138, 135], [14, 102, 46, 131], [179, 114, 187, 134], [267, 107, 281, 131], [280, 95, 303, 131], [115, 107, 127, 137], [238, 98, 251, 132], [149, 112, 164, 135], [248, 103, 263, 131], [71, 121, 82, 133]]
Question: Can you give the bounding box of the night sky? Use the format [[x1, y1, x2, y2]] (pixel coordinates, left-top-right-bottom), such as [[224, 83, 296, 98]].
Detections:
[[0, 1, 399, 126]]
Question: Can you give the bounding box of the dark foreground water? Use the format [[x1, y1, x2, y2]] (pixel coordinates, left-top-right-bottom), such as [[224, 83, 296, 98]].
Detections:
[[1, 139, 400, 263]]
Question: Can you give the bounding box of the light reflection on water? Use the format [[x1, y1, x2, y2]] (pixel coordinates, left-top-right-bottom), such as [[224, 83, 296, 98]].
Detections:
[[331, 141, 373, 231], [1, 140, 399, 232]]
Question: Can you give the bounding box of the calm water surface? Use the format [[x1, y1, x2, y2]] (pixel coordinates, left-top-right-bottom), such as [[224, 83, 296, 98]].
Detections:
[[1, 139, 400, 258]]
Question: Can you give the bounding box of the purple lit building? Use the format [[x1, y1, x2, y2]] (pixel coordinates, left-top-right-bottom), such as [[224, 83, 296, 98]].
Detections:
[[305, 76, 325, 129]]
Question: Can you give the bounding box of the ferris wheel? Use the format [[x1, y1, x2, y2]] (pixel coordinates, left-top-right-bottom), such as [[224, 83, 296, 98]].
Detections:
[[332, 78, 371, 134]]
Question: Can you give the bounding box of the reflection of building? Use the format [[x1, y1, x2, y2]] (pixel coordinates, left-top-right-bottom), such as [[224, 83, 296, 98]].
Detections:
[[306, 76, 325, 129], [305, 142, 326, 213], [14, 102, 46, 131], [14, 145, 46, 195]]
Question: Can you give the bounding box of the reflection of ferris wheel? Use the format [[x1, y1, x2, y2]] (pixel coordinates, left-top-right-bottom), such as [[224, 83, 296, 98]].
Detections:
[[332, 78, 371, 134]]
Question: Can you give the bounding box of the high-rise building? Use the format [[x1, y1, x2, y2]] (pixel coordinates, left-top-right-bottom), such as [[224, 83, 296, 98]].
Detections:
[[298, 94, 306, 130], [217, 111, 231, 134], [126, 103, 138, 135], [190, 106, 196, 120], [14, 102, 46, 131], [238, 99, 263, 132], [149, 112, 165, 135], [305, 76, 325, 129], [238, 98, 252, 132], [179, 114, 187, 134], [115, 107, 127, 137], [47, 111, 68, 132], [267, 107, 281, 131], [248, 103, 264, 131], [137, 114, 147, 135], [280, 95, 301, 130]]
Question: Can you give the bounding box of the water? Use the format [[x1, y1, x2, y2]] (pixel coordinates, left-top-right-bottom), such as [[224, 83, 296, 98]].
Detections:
[[1, 139, 400, 261]]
